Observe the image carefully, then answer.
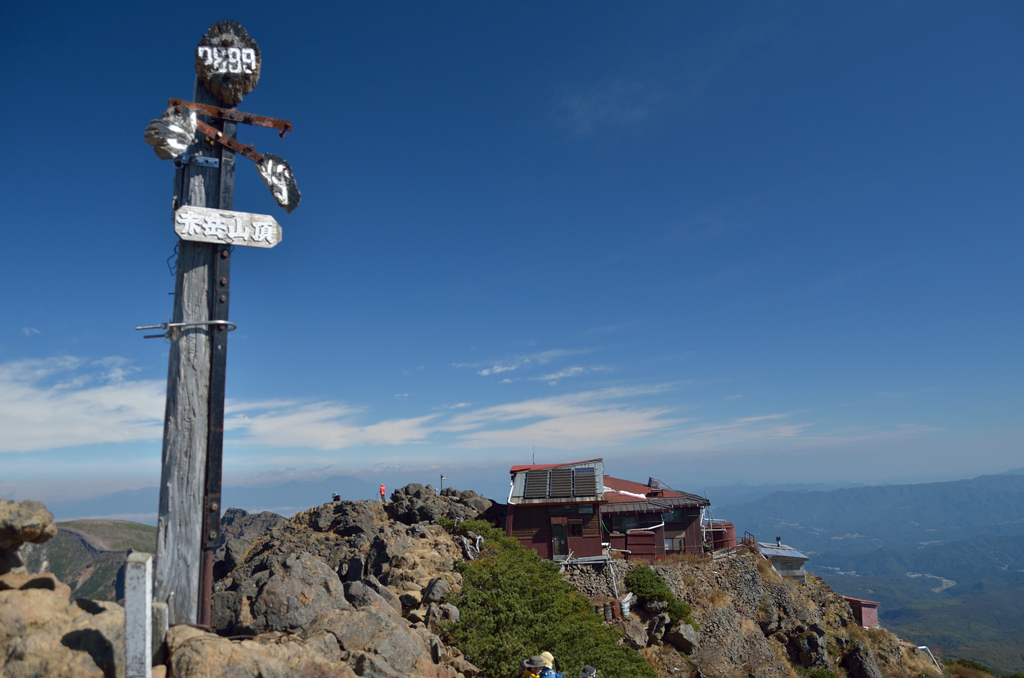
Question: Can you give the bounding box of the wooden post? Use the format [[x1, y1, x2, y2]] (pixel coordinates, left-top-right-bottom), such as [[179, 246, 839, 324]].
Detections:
[[153, 79, 235, 625]]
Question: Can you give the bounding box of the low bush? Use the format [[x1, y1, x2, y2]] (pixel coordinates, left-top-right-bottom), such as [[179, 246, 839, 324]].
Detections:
[[943, 659, 992, 674], [666, 598, 694, 624], [442, 520, 655, 678], [796, 667, 836, 678], [625, 565, 698, 629]]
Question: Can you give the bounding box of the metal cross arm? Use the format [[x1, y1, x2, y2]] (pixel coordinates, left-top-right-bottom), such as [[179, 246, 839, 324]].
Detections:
[[135, 319, 238, 339], [196, 119, 263, 163], [193, 119, 301, 214], [169, 98, 292, 137]]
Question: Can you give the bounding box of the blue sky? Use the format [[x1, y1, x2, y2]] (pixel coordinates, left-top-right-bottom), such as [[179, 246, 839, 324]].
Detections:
[[1, 2, 1022, 504]]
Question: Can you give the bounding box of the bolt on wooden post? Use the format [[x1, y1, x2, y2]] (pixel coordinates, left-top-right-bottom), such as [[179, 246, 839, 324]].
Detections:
[[141, 20, 299, 626]]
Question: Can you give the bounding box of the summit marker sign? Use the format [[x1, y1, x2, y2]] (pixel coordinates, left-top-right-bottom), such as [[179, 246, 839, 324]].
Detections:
[[174, 205, 281, 248]]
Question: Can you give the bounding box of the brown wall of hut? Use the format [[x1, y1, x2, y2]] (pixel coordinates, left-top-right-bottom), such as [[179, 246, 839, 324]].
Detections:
[[663, 510, 703, 553], [507, 503, 602, 559], [602, 508, 704, 556]]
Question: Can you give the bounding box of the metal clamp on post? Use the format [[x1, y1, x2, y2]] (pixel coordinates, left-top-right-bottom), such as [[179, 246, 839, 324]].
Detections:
[[173, 153, 220, 168], [135, 319, 237, 339]]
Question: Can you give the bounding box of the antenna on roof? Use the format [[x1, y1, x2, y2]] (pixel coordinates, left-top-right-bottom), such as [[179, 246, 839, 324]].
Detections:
[[532, 446, 535, 465]]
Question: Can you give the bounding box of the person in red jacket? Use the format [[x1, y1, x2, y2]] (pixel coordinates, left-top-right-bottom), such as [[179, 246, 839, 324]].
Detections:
[[379, 483, 386, 502]]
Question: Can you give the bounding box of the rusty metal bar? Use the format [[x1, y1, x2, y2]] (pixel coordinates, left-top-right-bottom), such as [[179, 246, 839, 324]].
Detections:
[[195, 119, 263, 163], [170, 98, 292, 136], [197, 243, 231, 628]]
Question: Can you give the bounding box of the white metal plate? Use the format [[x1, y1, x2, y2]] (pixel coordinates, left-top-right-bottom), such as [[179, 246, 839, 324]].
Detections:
[[173, 205, 282, 248]]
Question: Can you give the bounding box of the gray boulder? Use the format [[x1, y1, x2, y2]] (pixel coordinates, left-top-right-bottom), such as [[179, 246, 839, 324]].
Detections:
[[213, 536, 250, 581], [440, 603, 460, 623], [664, 622, 700, 654], [366, 574, 403, 615], [422, 577, 449, 605], [220, 507, 287, 541], [842, 641, 883, 678], [342, 554, 365, 582], [620, 616, 650, 649], [790, 629, 829, 668], [648, 613, 671, 642], [216, 551, 350, 635], [0, 499, 57, 575]]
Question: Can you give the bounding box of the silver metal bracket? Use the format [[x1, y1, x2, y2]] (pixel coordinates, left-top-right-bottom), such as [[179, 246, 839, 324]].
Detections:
[[135, 319, 237, 339], [174, 153, 220, 168]]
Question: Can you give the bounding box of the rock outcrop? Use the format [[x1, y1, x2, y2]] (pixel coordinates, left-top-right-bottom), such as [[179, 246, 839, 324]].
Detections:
[[0, 499, 58, 575], [209, 487, 493, 677], [0, 571, 125, 677], [213, 508, 289, 581], [386, 484, 502, 526], [584, 551, 941, 678]]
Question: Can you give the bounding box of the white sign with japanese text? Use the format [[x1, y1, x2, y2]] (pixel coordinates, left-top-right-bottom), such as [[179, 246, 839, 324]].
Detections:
[[173, 206, 282, 248]]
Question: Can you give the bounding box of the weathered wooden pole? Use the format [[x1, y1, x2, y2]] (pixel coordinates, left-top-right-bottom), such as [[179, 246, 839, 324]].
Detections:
[[143, 20, 296, 627], [153, 78, 234, 625]]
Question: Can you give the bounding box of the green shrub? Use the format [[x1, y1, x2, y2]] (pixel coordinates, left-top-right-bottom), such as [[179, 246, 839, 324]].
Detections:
[[441, 520, 655, 678], [944, 659, 992, 674], [666, 599, 696, 627], [626, 565, 698, 628], [625, 565, 674, 602], [795, 667, 836, 678]]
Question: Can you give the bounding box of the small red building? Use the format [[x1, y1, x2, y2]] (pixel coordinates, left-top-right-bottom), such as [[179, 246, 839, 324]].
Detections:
[[842, 596, 880, 628], [504, 459, 710, 562]]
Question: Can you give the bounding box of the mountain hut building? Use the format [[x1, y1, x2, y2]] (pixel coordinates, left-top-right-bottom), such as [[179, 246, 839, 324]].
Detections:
[[758, 537, 810, 583], [842, 596, 880, 628], [504, 459, 711, 562]]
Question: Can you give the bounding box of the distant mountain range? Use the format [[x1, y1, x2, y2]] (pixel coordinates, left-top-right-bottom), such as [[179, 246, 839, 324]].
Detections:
[[702, 481, 867, 510], [45, 474, 373, 525], [718, 472, 1024, 555], [718, 470, 1024, 673]]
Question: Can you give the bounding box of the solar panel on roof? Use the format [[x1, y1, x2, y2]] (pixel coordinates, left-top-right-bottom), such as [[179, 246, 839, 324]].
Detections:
[[524, 470, 549, 498], [574, 467, 596, 496], [550, 468, 573, 497]]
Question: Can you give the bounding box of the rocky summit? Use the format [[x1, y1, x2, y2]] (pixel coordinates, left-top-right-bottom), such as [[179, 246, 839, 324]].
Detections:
[[0, 498, 58, 576], [0, 488, 947, 678]]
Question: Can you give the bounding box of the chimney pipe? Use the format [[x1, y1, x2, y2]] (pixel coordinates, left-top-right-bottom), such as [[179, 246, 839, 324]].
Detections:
[[776, 536, 782, 547]]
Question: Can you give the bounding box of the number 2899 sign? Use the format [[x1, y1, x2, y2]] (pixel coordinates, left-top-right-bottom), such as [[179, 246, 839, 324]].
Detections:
[[195, 20, 261, 105]]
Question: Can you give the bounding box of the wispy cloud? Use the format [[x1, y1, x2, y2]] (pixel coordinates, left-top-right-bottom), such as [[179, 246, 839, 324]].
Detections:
[[437, 386, 680, 450], [557, 77, 664, 137], [479, 362, 524, 376], [22, 328, 40, 337], [876, 387, 941, 400], [223, 385, 679, 451], [651, 417, 939, 457], [663, 414, 809, 451], [530, 365, 611, 385], [0, 356, 939, 469], [225, 401, 440, 450], [0, 357, 164, 453], [458, 348, 592, 378]]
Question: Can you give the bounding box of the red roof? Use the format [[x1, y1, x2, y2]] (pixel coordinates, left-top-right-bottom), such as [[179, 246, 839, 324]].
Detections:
[[842, 596, 880, 606], [508, 459, 601, 473], [603, 475, 685, 503]]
